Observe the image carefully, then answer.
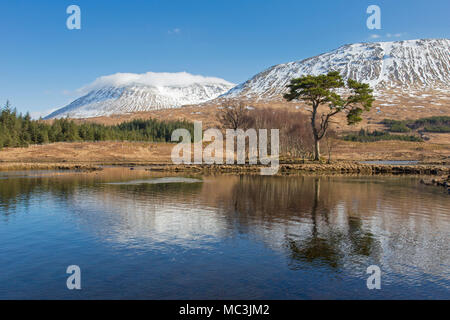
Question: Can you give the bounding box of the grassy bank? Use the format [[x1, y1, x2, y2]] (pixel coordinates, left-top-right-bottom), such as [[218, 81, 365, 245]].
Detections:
[[0, 139, 448, 175], [144, 163, 450, 175], [0, 162, 102, 171], [1, 161, 448, 176]]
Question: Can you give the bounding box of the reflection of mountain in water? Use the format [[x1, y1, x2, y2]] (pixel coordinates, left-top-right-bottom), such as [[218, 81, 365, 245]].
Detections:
[[69, 181, 224, 250], [220, 176, 449, 280]]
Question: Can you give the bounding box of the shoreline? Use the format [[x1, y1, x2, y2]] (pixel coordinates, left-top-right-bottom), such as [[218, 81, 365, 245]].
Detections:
[[0, 161, 449, 176]]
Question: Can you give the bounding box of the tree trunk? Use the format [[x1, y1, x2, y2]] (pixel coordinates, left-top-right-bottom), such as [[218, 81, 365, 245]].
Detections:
[[310, 103, 321, 161], [314, 138, 320, 161]]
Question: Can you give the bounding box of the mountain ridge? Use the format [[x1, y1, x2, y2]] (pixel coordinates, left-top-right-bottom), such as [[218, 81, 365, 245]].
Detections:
[[222, 38, 450, 100], [45, 39, 450, 119]]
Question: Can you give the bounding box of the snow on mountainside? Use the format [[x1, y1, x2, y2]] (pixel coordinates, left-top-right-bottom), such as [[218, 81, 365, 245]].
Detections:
[[222, 39, 450, 100], [45, 72, 235, 119]]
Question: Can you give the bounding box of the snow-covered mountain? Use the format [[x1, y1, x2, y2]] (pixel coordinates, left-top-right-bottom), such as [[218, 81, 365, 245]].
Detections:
[[223, 39, 450, 100], [45, 72, 235, 119], [45, 39, 449, 119]]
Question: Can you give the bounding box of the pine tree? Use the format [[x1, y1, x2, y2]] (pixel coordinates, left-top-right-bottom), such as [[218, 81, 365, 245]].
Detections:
[[284, 71, 374, 160]]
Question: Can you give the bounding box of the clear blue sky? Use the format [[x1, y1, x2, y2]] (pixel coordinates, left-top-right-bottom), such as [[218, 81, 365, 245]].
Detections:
[[1, 0, 449, 117]]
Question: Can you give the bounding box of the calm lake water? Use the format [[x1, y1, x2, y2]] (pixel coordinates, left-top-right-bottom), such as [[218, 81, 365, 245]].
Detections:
[[0, 168, 449, 299]]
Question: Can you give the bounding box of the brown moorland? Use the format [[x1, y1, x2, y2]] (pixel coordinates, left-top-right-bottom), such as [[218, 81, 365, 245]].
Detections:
[[5, 88, 449, 171]]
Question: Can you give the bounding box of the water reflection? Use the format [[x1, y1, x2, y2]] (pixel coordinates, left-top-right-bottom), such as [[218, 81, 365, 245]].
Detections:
[[0, 169, 449, 298], [222, 175, 449, 280]]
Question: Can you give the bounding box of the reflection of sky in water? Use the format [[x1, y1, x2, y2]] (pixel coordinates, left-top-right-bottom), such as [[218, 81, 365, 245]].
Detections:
[[71, 188, 227, 250], [0, 173, 449, 299]]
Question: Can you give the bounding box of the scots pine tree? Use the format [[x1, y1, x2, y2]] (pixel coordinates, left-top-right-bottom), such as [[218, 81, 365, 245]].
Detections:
[[284, 71, 374, 160]]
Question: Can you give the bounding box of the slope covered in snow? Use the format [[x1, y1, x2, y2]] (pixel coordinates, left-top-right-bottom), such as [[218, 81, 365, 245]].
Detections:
[[223, 39, 450, 99], [45, 72, 235, 119]]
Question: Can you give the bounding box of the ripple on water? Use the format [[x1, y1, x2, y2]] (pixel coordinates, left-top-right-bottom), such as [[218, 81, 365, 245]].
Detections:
[[105, 177, 203, 185]]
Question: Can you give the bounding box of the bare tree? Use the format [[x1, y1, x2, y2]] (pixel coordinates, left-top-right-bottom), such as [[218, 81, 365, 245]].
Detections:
[[217, 102, 253, 130], [324, 129, 339, 164], [249, 108, 314, 162], [285, 122, 314, 162], [217, 105, 316, 162]]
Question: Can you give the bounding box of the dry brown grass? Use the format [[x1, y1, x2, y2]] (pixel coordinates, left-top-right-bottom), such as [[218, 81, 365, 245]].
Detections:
[[17, 88, 448, 171], [332, 139, 450, 162], [0, 141, 174, 164], [0, 136, 448, 171]]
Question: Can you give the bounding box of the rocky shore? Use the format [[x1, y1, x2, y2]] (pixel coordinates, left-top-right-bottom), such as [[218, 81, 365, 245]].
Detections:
[[144, 162, 450, 175], [0, 162, 102, 172], [0, 161, 449, 177], [420, 175, 450, 194]]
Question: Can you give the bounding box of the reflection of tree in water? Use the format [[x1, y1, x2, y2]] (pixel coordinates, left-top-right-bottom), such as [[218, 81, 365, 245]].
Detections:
[[0, 174, 202, 219], [0, 177, 83, 215], [347, 216, 375, 257], [109, 181, 203, 199], [287, 178, 343, 269], [228, 176, 380, 270]]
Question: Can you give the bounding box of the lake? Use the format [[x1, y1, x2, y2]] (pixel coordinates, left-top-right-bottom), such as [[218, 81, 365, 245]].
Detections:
[[0, 168, 449, 299]]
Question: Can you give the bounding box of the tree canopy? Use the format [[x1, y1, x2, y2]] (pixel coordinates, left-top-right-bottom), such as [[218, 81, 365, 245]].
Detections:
[[284, 71, 374, 160]]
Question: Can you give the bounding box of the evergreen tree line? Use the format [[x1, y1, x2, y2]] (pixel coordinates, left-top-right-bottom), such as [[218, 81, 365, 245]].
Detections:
[[382, 116, 450, 133], [0, 101, 194, 148], [342, 128, 423, 142]]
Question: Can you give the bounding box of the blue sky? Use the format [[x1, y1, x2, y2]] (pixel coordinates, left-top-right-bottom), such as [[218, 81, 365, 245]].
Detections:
[[0, 0, 449, 117]]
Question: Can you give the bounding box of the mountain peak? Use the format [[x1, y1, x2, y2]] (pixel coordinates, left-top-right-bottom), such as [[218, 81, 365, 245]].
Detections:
[[45, 72, 235, 119]]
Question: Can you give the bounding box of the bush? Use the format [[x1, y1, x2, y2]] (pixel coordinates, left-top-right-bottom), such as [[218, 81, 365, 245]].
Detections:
[[247, 108, 315, 159], [390, 123, 410, 132], [423, 125, 450, 133]]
